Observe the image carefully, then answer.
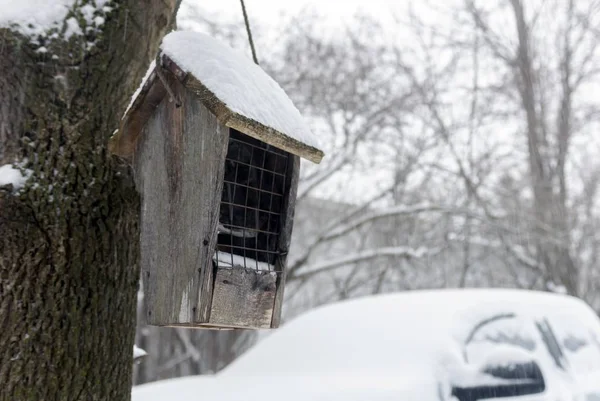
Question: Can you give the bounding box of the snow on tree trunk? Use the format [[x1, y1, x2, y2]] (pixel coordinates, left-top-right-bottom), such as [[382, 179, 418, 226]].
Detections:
[[0, 1, 178, 399]]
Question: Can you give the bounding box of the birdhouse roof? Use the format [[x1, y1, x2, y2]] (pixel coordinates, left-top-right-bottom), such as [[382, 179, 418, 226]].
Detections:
[[112, 31, 324, 164]]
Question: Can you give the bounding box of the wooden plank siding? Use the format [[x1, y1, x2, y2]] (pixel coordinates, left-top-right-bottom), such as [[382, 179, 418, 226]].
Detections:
[[117, 63, 303, 329], [207, 269, 277, 329], [135, 72, 228, 327], [271, 154, 300, 328]]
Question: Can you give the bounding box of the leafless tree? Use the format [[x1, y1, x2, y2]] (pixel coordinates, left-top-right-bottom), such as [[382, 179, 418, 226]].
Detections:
[[456, 0, 600, 296], [133, 0, 600, 385]]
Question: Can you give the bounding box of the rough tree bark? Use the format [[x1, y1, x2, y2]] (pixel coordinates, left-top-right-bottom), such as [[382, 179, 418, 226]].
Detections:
[[0, 1, 178, 399]]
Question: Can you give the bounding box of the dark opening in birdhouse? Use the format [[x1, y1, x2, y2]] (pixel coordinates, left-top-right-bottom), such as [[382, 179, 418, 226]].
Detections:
[[216, 129, 289, 273]]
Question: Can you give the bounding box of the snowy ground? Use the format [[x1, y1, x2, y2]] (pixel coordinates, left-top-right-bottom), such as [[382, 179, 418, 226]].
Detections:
[[132, 289, 600, 401]]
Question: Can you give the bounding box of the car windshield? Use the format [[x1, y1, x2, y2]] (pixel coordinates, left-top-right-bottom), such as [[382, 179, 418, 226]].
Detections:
[[464, 314, 538, 366], [546, 313, 600, 374]]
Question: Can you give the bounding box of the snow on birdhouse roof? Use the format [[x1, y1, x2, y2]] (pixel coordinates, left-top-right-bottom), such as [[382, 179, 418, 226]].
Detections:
[[111, 31, 324, 164]]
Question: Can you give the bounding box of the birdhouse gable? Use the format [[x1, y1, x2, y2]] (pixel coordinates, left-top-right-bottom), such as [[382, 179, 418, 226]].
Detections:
[[111, 31, 324, 164]]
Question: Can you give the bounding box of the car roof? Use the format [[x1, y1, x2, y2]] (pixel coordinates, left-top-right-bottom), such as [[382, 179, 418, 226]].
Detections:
[[222, 289, 596, 376], [132, 289, 599, 401]]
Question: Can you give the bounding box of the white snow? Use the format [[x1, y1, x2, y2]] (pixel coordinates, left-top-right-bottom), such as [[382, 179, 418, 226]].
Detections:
[[295, 246, 429, 278], [548, 281, 568, 294], [222, 290, 510, 377], [133, 375, 429, 401], [214, 251, 274, 271], [224, 289, 599, 382], [132, 289, 600, 401], [124, 60, 156, 118], [0, 1, 74, 36], [133, 345, 147, 359], [0, 164, 32, 190], [64, 17, 82, 38], [80, 4, 97, 22], [160, 31, 321, 151], [0, 0, 110, 38], [478, 344, 536, 367], [325, 203, 444, 240]]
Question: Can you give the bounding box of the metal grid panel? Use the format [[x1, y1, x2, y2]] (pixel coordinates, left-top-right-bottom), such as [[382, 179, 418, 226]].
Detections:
[[215, 129, 289, 272]]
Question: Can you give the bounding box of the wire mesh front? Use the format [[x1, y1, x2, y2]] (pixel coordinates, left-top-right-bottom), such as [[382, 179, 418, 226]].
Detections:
[[215, 129, 289, 273]]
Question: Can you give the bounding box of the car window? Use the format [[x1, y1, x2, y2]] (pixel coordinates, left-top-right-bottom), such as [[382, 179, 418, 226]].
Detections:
[[545, 313, 600, 374], [535, 318, 567, 370], [465, 315, 539, 366]]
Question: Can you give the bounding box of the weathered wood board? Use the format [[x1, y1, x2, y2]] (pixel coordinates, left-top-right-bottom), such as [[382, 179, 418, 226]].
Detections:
[[271, 154, 300, 328], [135, 72, 228, 326], [129, 66, 301, 329], [207, 268, 277, 329]]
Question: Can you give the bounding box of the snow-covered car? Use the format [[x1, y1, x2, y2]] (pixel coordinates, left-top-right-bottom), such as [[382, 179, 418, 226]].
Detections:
[[132, 289, 600, 401]]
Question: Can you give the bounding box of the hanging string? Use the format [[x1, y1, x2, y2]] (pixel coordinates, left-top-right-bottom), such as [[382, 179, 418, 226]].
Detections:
[[239, 1, 277, 160], [240, 0, 259, 65]]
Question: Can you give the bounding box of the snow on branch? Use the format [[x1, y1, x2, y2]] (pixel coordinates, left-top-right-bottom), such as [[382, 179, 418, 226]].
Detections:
[[292, 246, 433, 280], [288, 188, 394, 273], [175, 329, 201, 362], [505, 243, 539, 270], [446, 232, 540, 271], [297, 154, 349, 200], [323, 203, 457, 242], [287, 199, 452, 275]]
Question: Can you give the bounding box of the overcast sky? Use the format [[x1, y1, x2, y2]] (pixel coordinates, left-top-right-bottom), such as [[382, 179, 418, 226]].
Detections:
[[181, 0, 411, 33], [188, 0, 401, 21], [178, 0, 600, 203], [175, 0, 422, 202]]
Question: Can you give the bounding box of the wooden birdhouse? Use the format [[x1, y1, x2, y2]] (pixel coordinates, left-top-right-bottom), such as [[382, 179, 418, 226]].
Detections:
[[110, 31, 324, 329]]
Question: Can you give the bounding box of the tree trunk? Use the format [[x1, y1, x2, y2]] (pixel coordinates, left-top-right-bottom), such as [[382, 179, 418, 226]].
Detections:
[[509, 0, 578, 294], [0, 1, 178, 399]]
